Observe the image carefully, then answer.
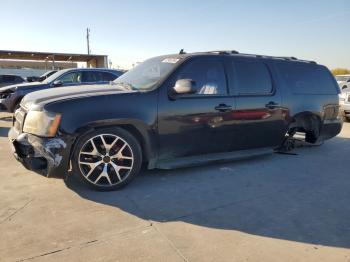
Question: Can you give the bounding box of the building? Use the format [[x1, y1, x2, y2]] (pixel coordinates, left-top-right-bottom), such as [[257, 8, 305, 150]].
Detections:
[[0, 50, 108, 77]]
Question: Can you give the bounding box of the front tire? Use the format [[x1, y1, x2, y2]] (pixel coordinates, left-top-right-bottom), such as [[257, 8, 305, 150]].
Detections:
[[71, 127, 142, 191]]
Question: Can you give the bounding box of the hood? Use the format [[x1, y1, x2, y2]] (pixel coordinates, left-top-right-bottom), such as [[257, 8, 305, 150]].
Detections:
[[0, 81, 45, 93], [21, 84, 136, 110]]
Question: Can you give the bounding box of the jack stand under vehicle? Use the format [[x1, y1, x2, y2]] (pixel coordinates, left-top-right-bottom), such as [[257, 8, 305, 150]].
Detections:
[[274, 134, 298, 155]]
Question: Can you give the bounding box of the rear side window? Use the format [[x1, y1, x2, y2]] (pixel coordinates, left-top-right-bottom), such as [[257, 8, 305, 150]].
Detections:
[[101, 72, 118, 81], [82, 71, 101, 82], [277, 62, 338, 95], [2, 75, 16, 82], [232, 60, 273, 95]]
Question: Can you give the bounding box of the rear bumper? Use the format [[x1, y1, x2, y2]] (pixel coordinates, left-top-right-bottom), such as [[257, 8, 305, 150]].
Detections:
[[8, 127, 72, 178], [319, 118, 343, 141]]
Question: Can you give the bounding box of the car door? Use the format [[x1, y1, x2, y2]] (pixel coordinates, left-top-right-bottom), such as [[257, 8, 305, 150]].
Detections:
[[157, 56, 238, 160], [228, 57, 288, 149]]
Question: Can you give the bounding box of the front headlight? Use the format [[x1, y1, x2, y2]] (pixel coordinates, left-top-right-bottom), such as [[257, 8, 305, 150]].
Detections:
[[23, 110, 61, 137]]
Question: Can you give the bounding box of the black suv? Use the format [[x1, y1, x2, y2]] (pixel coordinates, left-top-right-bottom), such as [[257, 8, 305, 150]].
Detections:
[[0, 74, 25, 88], [0, 68, 123, 112], [9, 51, 342, 190]]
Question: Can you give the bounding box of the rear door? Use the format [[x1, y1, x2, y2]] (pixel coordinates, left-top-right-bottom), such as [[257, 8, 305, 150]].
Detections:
[[228, 57, 288, 149]]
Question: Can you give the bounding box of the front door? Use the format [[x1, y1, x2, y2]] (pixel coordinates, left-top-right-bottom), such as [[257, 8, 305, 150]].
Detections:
[[157, 56, 238, 160]]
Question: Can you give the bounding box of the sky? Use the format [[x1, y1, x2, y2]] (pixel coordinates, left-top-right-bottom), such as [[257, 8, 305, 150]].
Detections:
[[0, 0, 349, 69]]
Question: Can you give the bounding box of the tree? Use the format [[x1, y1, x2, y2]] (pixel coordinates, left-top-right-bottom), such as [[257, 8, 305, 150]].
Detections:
[[331, 68, 350, 76]]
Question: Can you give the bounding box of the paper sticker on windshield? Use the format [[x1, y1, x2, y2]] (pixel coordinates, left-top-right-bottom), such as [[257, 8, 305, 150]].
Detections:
[[162, 58, 180, 64]]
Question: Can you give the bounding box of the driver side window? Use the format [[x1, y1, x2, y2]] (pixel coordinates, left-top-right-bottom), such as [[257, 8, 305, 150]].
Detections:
[[58, 72, 82, 84], [173, 58, 227, 96]]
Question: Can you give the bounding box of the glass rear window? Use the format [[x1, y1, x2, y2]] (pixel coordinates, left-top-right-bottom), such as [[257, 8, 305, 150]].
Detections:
[[277, 62, 338, 95]]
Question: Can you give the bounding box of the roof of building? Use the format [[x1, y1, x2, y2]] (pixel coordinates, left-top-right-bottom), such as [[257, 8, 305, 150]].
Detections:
[[0, 50, 107, 62]]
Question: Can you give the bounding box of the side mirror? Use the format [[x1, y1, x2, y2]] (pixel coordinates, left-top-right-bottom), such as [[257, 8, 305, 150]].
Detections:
[[52, 80, 63, 87], [172, 79, 196, 95]]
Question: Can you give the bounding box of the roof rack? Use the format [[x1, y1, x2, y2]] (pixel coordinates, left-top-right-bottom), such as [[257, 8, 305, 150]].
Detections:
[[206, 50, 239, 55], [194, 50, 316, 64], [236, 53, 316, 64]]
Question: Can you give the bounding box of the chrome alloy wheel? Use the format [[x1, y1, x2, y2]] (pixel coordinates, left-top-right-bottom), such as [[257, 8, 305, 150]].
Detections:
[[78, 134, 134, 186]]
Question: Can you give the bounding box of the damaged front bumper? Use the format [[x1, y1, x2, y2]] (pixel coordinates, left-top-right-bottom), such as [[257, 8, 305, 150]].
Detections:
[[8, 127, 72, 178]]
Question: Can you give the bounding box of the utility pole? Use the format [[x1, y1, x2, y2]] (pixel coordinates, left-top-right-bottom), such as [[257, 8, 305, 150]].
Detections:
[[86, 28, 91, 55]]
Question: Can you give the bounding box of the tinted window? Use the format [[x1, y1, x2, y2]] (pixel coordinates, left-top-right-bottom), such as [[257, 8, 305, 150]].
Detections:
[[278, 63, 338, 94], [58, 72, 82, 84], [173, 58, 227, 95], [2, 75, 16, 82], [82, 71, 101, 82], [15, 76, 23, 82], [233, 60, 272, 95], [101, 72, 118, 81]]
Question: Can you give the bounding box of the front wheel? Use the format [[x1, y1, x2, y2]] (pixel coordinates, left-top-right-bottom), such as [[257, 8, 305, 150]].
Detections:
[[71, 127, 142, 191]]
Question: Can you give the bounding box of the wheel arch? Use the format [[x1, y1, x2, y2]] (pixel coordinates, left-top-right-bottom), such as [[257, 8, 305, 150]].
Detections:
[[288, 111, 322, 134], [68, 120, 156, 167]]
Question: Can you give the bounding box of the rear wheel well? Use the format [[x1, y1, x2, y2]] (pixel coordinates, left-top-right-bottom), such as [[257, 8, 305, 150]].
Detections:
[[289, 112, 321, 143]]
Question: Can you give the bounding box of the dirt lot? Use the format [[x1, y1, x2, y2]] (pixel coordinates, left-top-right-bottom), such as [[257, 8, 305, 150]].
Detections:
[[0, 112, 349, 262]]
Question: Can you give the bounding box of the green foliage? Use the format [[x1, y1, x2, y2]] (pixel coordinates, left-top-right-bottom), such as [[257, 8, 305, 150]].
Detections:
[[331, 68, 350, 76]]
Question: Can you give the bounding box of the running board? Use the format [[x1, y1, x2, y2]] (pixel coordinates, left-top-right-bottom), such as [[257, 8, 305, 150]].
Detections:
[[155, 147, 273, 169]]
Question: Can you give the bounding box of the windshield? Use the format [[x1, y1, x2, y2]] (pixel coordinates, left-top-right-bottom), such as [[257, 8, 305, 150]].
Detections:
[[113, 56, 181, 90], [39, 70, 57, 82]]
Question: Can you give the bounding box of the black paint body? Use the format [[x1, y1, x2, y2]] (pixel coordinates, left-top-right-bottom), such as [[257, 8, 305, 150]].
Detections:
[[9, 52, 342, 177]]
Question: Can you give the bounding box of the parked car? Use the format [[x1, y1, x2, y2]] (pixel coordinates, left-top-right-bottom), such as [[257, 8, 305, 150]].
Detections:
[[9, 51, 342, 190], [335, 74, 350, 90], [0, 68, 123, 112], [0, 74, 26, 88], [339, 86, 350, 121], [26, 70, 57, 82]]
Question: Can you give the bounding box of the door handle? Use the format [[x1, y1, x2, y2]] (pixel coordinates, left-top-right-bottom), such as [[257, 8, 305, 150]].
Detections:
[[265, 101, 279, 109], [215, 104, 232, 112]]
